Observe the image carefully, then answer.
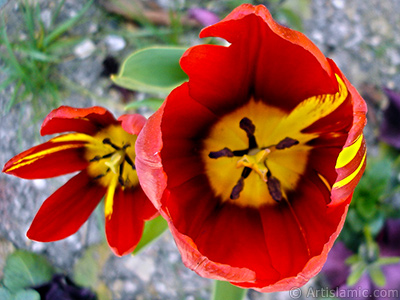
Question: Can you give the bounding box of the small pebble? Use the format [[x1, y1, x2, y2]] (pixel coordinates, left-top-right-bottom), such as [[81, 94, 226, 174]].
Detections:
[[104, 35, 126, 52], [74, 39, 96, 59]]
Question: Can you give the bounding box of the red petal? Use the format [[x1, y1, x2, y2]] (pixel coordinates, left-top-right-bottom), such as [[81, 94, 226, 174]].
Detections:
[[118, 113, 147, 135], [40, 106, 117, 136], [135, 102, 167, 209], [180, 4, 336, 114], [3, 139, 88, 179], [27, 171, 105, 241], [105, 186, 158, 256]]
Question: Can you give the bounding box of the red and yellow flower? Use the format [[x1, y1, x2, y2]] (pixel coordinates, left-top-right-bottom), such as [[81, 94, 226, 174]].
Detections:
[[135, 4, 367, 292], [3, 106, 157, 256]]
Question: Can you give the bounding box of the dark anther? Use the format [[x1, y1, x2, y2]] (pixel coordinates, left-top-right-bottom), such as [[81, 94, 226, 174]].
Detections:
[[103, 138, 121, 150], [242, 167, 252, 179], [125, 155, 136, 170], [230, 177, 245, 200], [90, 152, 114, 162], [122, 143, 131, 149], [239, 117, 255, 137], [276, 137, 299, 150], [118, 176, 125, 186], [232, 149, 249, 156], [209, 147, 234, 159], [93, 174, 105, 180], [239, 117, 258, 149], [267, 175, 282, 202]]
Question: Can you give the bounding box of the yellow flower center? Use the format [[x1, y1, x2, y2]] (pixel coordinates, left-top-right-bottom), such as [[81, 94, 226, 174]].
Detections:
[[202, 75, 349, 208], [84, 125, 139, 218], [84, 125, 139, 189]]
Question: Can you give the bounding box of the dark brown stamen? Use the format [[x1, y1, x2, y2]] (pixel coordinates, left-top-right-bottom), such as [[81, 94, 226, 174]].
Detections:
[[90, 152, 115, 162], [103, 138, 121, 150], [242, 167, 252, 179], [276, 137, 299, 150], [125, 155, 136, 170], [122, 143, 131, 149], [232, 149, 249, 156], [230, 177, 245, 200], [239, 117, 255, 137], [118, 176, 125, 186], [93, 168, 110, 180], [240, 117, 258, 149], [209, 147, 234, 159], [267, 175, 282, 202]]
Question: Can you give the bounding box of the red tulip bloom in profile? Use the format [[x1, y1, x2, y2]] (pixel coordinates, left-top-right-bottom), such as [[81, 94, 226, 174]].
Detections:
[[136, 4, 367, 292], [3, 106, 157, 256]]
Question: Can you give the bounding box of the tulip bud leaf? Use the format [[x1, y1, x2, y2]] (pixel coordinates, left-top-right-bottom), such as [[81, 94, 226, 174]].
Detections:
[[112, 47, 188, 94]]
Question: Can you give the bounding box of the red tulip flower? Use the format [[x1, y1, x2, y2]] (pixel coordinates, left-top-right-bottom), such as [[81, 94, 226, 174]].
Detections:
[[3, 106, 157, 256], [136, 4, 367, 292]]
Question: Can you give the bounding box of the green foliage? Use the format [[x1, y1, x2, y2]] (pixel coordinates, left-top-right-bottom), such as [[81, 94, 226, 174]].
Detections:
[[341, 157, 393, 251], [112, 46, 188, 95], [212, 281, 246, 300], [73, 243, 112, 300], [133, 215, 169, 255], [3, 250, 54, 293], [14, 290, 41, 300], [0, 0, 93, 120], [125, 98, 164, 111], [1, 250, 54, 300]]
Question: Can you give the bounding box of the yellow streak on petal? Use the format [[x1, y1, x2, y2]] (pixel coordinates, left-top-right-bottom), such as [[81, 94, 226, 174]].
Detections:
[[335, 134, 363, 169], [104, 175, 118, 219], [333, 152, 366, 189], [268, 74, 348, 143], [317, 172, 332, 192], [5, 143, 83, 172], [51, 133, 102, 145]]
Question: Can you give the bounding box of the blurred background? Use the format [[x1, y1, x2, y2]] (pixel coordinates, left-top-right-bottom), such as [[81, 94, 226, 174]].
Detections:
[[0, 0, 399, 299]]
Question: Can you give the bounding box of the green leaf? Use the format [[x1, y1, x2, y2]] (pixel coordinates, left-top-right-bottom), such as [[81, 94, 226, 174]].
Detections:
[[15, 289, 41, 300], [125, 98, 164, 111], [212, 281, 247, 300], [347, 262, 367, 286], [345, 254, 360, 265], [347, 209, 365, 233], [112, 47, 188, 94], [0, 287, 12, 300], [377, 256, 400, 266], [133, 215, 168, 255], [73, 243, 111, 289], [369, 265, 386, 287], [3, 250, 54, 293]]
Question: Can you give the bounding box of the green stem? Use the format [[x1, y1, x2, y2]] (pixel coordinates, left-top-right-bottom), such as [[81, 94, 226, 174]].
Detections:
[[211, 280, 247, 300]]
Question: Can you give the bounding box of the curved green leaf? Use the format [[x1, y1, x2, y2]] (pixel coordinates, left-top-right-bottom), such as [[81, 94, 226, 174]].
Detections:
[[3, 250, 54, 293], [133, 215, 168, 255], [0, 287, 12, 300], [125, 98, 164, 111], [15, 289, 41, 300], [112, 47, 188, 94], [212, 281, 247, 300], [369, 265, 386, 287]]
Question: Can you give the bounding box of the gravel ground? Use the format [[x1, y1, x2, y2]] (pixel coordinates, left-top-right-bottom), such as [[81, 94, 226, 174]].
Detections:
[[0, 0, 399, 299]]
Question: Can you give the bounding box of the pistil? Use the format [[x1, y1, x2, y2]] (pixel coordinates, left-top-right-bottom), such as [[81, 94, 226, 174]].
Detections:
[[208, 117, 299, 201]]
